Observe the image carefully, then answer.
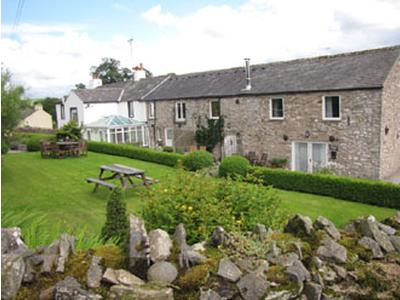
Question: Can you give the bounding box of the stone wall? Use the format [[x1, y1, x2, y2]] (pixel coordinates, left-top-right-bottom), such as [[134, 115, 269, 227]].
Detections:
[[148, 89, 384, 179], [380, 57, 400, 179]]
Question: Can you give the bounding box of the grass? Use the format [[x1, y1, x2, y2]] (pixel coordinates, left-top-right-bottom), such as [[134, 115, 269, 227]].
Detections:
[[1, 152, 396, 242]]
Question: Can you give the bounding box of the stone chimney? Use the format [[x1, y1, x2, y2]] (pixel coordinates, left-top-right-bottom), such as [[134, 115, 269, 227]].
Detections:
[[133, 63, 146, 81], [34, 104, 43, 111], [88, 74, 103, 89]]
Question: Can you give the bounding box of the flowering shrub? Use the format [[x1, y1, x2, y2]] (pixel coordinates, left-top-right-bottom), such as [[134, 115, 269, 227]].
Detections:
[[141, 170, 287, 243]]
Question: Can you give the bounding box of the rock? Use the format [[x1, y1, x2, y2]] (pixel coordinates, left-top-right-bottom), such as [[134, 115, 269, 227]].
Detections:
[[128, 215, 150, 271], [87, 256, 103, 289], [211, 226, 227, 246], [286, 260, 311, 283], [108, 284, 174, 300], [237, 273, 269, 300], [396, 211, 400, 224], [174, 223, 187, 248], [22, 259, 36, 283], [319, 265, 338, 283], [377, 222, 396, 235], [102, 268, 119, 285], [359, 219, 394, 252], [252, 224, 267, 241], [45, 239, 60, 255], [390, 235, 400, 252], [266, 242, 282, 261], [314, 216, 341, 240], [39, 287, 54, 300], [54, 276, 103, 299], [147, 261, 178, 284], [1, 253, 26, 300], [40, 254, 58, 274], [200, 289, 222, 300], [265, 290, 293, 300], [269, 252, 299, 267], [284, 214, 314, 237], [56, 233, 75, 273], [236, 258, 268, 275], [331, 265, 347, 280], [117, 269, 145, 286], [1, 227, 29, 255], [317, 237, 347, 264], [312, 256, 323, 269], [293, 241, 304, 260], [190, 241, 207, 252], [358, 236, 383, 259], [149, 229, 172, 262], [304, 282, 322, 300], [217, 258, 243, 282]]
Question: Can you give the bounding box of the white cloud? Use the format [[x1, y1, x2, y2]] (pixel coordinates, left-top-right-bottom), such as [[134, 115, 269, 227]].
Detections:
[[2, 0, 400, 97]]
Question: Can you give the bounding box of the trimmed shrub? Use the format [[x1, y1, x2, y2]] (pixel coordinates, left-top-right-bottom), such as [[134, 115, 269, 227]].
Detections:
[[26, 137, 41, 151], [251, 167, 400, 209], [219, 155, 250, 178], [162, 146, 174, 152], [1, 142, 9, 154], [88, 141, 183, 167], [182, 150, 214, 171], [142, 170, 287, 243], [101, 188, 129, 244]]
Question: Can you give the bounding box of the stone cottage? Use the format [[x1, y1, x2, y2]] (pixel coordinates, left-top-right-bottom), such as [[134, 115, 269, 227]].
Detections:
[[140, 46, 400, 180], [18, 104, 53, 130]]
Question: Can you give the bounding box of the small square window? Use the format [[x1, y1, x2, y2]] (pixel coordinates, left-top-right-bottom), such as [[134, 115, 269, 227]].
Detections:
[[210, 100, 220, 119], [323, 96, 341, 120], [270, 98, 284, 119]]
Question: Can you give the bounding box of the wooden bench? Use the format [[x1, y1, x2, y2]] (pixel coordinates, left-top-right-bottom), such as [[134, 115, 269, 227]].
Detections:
[[86, 177, 116, 191]]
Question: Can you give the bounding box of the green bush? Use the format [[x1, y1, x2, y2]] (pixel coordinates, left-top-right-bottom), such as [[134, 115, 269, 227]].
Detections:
[[269, 158, 288, 168], [88, 141, 183, 167], [56, 120, 83, 141], [142, 170, 287, 244], [101, 188, 129, 244], [219, 155, 250, 178], [251, 167, 400, 209], [26, 137, 41, 151], [162, 146, 174, 152], [182, 150, 214, 171], [1, 141, 9, 154]]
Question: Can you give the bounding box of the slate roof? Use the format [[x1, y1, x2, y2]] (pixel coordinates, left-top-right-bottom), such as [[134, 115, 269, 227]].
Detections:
[[120, 75, 170, 102], [21, 107, 36, 119], [73, 87, 125, 103]]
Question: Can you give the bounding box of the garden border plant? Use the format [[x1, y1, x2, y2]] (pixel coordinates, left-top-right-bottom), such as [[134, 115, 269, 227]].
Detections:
[[251, 166, 400, 209]]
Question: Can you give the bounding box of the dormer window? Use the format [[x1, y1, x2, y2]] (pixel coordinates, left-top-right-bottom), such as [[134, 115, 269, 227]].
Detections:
[[210, 99, 220, 119], [128, 101, 135, 118], [323, 96, 341, 120], [175, 101, 186, 122]]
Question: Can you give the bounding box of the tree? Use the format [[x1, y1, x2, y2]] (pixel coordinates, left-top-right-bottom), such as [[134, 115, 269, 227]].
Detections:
[[195, 116, 224, 152], [91, 58, 132, 85], [101, 188, 129, 244], [1, 70, 24, 142], [75, 83, 86, 89]]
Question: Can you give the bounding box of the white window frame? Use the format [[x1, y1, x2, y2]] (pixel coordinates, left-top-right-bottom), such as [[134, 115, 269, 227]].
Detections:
[[209, 99, 220, 119], [149, 102, 155, 119], [269, 98, 284, 120], [175, 101, 186, 122], [322, 96, 341, 121], [291, 141, 329, 173], [128, 101, 135, 118], [60, 104, 65, 120]]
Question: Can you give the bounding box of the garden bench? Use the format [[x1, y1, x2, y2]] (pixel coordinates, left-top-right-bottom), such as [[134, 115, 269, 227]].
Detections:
[[86, 178, 116, 191]]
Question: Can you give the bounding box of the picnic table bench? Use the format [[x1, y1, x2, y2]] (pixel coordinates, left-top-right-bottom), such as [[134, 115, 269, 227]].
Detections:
[[86, 164, 158, 192]]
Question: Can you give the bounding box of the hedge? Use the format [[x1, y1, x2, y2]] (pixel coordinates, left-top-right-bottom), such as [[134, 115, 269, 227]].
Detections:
[[15, 133, 55, 152], [88, 141, 183, 167], [251, 167, 400, 209]]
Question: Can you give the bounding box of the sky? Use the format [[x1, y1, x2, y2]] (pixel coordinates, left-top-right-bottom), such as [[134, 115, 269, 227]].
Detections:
[[2, 0, 400, 98]]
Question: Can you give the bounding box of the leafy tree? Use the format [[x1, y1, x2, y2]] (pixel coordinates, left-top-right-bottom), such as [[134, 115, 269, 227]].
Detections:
[[91, 58, 132, 85], [101, 188, 129, 244], [75, 83, 86, 89], [195, 116, 224, 152], [1, 70, 24, 142]]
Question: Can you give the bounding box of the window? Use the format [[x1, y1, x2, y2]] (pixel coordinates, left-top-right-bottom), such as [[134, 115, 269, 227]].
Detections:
[[210, 100, 220, 119], [323, 96, 341, 120], [70, 107, 78, 123], [128, 102, 135, 118], [60, 104, 65, 120], [270, 98, 284, 119], [86, 130, 91, 141], [149, 102, 155, 119], [99, 130, 104, 142], [123, 127, 130, 143], [175, 101, 186, 122]]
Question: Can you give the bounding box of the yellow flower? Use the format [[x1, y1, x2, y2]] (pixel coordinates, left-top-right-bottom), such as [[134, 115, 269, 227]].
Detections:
[[181, 205, 187, 210], [188, 206, 193, 212], [164, 189, 168, 192], [236, 220, 243, 225]]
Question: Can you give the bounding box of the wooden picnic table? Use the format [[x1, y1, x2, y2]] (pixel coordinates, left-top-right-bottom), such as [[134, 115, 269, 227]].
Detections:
[[87, 163, 156, 192]]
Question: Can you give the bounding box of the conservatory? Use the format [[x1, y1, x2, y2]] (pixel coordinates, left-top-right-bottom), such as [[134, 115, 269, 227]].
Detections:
[[84, 115, 149, 146]]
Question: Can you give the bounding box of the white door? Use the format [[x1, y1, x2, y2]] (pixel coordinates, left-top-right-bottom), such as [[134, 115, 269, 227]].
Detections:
[[293, 142, 327, 172], [224, 135, 237, 157], [165, 128, 174, 147]]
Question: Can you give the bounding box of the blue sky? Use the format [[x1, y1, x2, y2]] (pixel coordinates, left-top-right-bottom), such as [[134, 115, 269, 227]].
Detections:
[[2, 0, 400, 98]]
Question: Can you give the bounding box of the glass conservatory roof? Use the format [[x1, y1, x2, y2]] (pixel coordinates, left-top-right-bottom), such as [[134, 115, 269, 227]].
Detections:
[[86, 115, 146, 128]]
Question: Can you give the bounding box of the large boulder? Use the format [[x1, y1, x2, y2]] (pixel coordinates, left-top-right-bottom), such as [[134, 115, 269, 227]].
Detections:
[[314, 216, 341, 240], [149, 229, 172, 262], [108, 284, 174, 300], [87, 256, 103, 289], [358, 236, 383, 259], [54, 276, 103, 299], [128, 215, 150, 272], [284, 214, 313, 237], [237, 273, 269, 300], [317, 237, 347, 264], [147, 261, 178, 284], [1, 253, 26, 300], [359, 219, 394, 253], [217, 258, 243, 282]]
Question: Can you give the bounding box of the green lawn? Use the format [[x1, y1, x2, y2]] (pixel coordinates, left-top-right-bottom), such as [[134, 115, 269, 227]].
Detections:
[[1, 152, 396, 236]]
